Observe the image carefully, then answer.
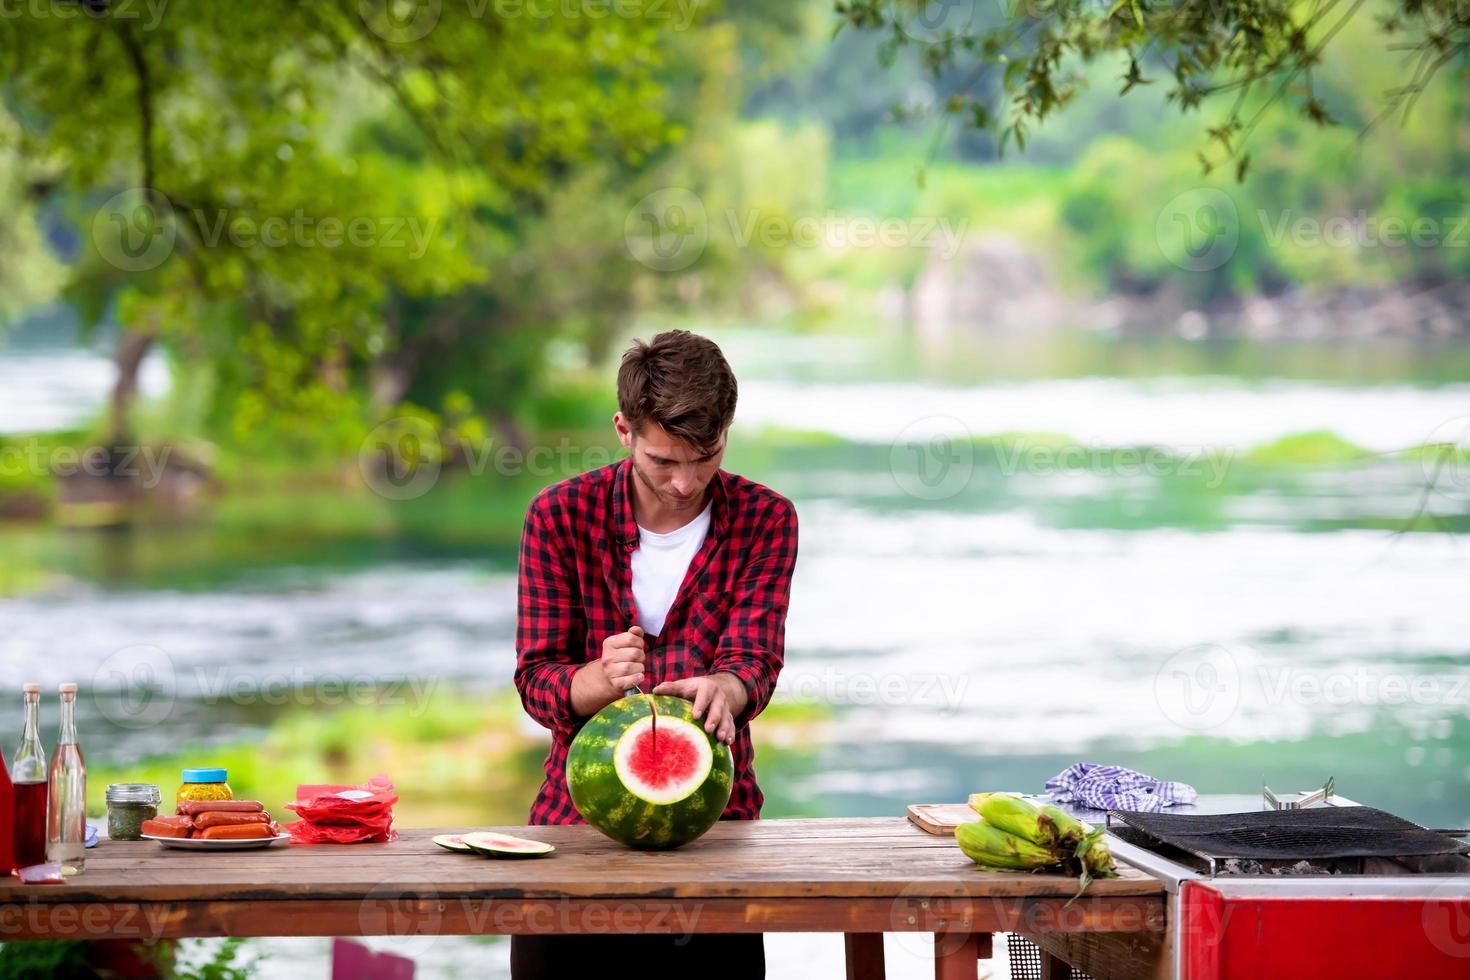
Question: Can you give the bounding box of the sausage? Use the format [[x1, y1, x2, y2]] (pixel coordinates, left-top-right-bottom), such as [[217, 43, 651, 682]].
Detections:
[[193, 811, 271, 830], [197, 822, 278, 840], [176, 799, 265, 817], [141, 817, 193, 839]]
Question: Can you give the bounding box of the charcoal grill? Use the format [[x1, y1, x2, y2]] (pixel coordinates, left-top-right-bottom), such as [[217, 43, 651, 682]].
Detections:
[[1107, 805, 1470, 876], [1045, 794, 1470, 978]]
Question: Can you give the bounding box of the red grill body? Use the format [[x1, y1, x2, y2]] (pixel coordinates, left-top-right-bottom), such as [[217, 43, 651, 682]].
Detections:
[[1179, 880, 1470, 979]]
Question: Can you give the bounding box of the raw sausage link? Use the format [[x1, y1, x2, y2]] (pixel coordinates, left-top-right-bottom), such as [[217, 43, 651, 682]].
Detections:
[[176, 799, 265, 816], [141, 817, 193, 838], [193, 811, 271, 829], [197, 823, 277, 840]]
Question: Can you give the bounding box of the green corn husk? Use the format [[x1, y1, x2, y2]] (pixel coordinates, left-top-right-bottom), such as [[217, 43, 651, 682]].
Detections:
[[967, 792, 1001, 814], [955, 820, 1058, 870], [1065, 830, 1120, 905], [1078, 834, 1117, 878], [972, 794, 1052, 847], [1037, 804, 1091, 848]]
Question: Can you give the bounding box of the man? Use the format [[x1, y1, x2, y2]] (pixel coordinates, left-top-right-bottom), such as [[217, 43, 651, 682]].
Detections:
[[511, 329, 798, 978]]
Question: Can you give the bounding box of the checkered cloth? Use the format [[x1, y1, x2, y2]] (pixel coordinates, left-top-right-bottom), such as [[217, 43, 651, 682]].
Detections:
[[1045, 763, 1197, 813]]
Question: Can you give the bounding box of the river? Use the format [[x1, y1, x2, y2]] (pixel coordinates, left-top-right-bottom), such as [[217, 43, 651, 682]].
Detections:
[[1, 326, 1467, 978]]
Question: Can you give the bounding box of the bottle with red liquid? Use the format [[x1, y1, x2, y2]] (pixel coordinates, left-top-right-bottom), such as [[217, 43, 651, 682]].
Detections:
[[0, 709, 11, 876], [11, 682, 48, 871]]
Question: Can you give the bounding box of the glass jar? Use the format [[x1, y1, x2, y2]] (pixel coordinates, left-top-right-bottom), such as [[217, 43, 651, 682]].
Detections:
[[106, 783, 161, 841], [176, 768, 233, 804]]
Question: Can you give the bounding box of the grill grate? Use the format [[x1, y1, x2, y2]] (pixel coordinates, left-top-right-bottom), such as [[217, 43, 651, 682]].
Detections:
[[1109, 806, 1470, 866]]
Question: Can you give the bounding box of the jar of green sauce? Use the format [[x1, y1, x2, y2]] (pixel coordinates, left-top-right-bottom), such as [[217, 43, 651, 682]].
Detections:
[[106, 783, 162, 840]]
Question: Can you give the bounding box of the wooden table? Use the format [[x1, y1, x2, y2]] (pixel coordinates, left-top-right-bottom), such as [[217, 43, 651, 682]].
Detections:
[[0, 818, 1165, 978]]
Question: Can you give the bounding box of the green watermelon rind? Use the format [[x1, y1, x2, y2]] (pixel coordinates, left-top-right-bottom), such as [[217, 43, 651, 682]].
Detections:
[[432, 834, 474, 853], [461, 831, 556, 858], [567, 694, 734, 851]]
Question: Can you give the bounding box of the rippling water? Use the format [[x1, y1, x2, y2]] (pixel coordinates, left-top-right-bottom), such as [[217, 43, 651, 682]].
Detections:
[[0, 348, 169, 434], [740, 375, 1470, 453], [2, 331, 1468, 976]]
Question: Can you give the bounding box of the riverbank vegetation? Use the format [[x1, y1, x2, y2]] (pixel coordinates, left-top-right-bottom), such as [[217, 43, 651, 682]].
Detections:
[[1, 2, 1465, 533]]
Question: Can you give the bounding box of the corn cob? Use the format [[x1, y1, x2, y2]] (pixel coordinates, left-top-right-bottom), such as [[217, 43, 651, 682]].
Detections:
[[970, 793, 1052, 847], [1037, 804, 1090, 848], [967, 792, 1001, 812], [955, 820, 1058, 870], [1078, 835, 1116, 877]]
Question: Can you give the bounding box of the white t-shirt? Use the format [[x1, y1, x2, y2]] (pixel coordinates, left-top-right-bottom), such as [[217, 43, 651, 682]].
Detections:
[[630, 501, 712, 637]]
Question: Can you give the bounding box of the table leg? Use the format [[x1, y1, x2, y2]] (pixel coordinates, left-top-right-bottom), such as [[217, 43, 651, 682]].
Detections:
[[1040, 949, 1074, 980], [844, 932, 886, 980], [933, 932, 992, 980]]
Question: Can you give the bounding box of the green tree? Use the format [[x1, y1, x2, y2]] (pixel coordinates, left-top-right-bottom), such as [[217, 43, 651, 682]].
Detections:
[[1, 2, 679, 452], [835, 0, 1468, 178]]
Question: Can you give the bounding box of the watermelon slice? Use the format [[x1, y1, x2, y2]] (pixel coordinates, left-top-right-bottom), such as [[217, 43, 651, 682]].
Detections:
[[567, 694, 733, 850], [432, 834, 474, 853], [460, 832, 555, 858]]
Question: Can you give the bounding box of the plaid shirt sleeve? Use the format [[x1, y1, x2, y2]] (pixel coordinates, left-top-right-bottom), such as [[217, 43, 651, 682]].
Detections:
[[711, 497, 798, 729], [513, 493, 584, 736]]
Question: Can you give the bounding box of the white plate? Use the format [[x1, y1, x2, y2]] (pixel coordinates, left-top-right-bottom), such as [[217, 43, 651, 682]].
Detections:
[[141, 833, 292, 851]]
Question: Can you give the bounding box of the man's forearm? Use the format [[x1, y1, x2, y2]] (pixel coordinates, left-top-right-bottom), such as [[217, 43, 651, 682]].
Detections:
[[570, 660, 619, 718], [712, 671, 750, 719]]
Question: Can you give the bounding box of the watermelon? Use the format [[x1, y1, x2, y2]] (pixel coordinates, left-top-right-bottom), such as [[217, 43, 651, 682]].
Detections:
[[432, 834, 474, 853], [567, 694, 733, 850], [461, 832, 555, 858]]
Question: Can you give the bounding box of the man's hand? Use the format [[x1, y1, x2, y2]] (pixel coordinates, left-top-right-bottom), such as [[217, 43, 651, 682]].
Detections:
[[571, 626, 646, 716], [653, 673, 748, 745]]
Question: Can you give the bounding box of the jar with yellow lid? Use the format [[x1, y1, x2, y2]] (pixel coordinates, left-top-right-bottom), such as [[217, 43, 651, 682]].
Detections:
[[176, 768, 233, 804]]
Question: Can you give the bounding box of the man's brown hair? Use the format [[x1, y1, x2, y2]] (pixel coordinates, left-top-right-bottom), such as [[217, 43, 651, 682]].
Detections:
[[617, 330, 737, 453]]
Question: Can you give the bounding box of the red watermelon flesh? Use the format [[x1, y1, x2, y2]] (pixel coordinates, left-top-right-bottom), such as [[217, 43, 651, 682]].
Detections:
[[625, 722, 703, 794], [567, 694, 733, 849]]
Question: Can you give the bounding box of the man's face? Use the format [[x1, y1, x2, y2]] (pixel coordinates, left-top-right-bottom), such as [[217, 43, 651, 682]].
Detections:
[[615, 415, 726, 512]]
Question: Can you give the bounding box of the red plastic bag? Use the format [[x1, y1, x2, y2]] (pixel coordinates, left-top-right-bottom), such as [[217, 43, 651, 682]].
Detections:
[[283, 775, 398, 844]]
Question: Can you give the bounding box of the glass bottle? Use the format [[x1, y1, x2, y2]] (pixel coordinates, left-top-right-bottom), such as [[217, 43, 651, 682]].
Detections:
[[46, 682, 86, 873], [0, 720, 11, 876], [12, 683, 48, 870]]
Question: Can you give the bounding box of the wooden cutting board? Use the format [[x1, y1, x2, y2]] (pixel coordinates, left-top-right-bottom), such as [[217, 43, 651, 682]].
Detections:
[[906, 803, 980, 835]]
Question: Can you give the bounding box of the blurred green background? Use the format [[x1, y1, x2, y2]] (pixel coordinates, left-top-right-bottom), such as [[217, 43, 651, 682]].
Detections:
[[1, 0, 1467, 975]]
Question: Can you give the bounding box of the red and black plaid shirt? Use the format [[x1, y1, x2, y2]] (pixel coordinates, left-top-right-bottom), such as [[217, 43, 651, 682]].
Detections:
[[514, 456, 798, 826]]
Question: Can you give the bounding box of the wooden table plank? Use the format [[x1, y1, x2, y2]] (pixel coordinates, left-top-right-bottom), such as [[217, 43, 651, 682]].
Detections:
[[0, 820, 1167, 945], [0, 820, 1163, 905], [0, 896, 1164, 941]]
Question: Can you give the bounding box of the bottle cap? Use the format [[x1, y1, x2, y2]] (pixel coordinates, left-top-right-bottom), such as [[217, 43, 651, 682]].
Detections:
[[181, 768, 228, 783], [22, 683, 40, 695], [58, 682, 78, 695]]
